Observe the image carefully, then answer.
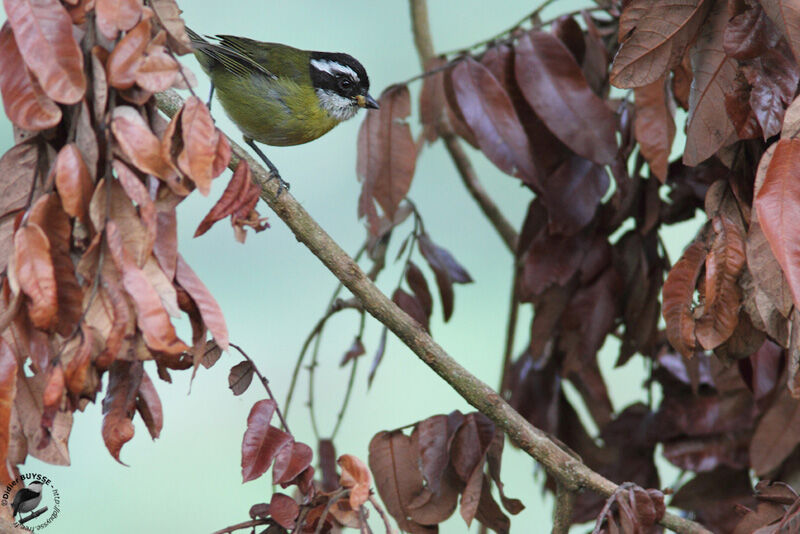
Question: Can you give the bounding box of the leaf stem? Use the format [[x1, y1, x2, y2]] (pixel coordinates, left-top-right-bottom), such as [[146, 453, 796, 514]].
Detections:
[[229, 342, 291, 435]]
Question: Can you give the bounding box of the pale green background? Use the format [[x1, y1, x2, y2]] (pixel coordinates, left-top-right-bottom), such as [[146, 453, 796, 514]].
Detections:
[[0, 2, 703, 532]]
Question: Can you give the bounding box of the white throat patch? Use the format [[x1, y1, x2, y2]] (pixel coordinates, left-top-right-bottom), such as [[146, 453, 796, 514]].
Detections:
[[310, 58, 360, 82], [316, 88, 359, 121]]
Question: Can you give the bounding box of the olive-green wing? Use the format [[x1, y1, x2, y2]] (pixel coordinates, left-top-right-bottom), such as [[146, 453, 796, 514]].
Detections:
[[186, 28, 275, 80], [213, 35, 311, 83]]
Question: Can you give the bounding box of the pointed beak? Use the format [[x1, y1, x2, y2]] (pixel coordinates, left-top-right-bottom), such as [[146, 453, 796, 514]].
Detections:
[[357, 94, 379, 109]]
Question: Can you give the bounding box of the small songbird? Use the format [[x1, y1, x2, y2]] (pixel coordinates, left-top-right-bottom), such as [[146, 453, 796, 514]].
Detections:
[[11, 481, 44, 518], [187, 29, 379, 191]]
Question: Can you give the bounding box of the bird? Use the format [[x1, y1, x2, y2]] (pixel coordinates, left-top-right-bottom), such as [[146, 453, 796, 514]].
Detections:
[[11, 481, 44, 518], [186, 28, 379, 193]]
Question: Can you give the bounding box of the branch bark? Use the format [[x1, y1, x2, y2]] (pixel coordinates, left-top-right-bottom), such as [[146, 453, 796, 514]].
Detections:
[[552, 483, 574, 534]]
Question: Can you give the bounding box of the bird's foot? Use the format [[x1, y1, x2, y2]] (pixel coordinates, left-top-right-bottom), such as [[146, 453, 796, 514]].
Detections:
[[266, 171, 290, 197]]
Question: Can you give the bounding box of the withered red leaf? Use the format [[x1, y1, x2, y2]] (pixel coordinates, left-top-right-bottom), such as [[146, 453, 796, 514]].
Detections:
[[176, 254, 229, 350], [356, 84, 416, 225], [135, 46, 181, 93], [418, 233, 472, 322], [228, 360, 254, 396], [54, 144, 93, 222], [268, 493, 299, 530], [28, 194, 83, 337], [177, 96, 219, 195], [95, 0, 142, 41], [755, 139, 800, 310], [684, 1, 738, 166], [662, 239, 707, 357], [339, 337, 365, 367], [241, 400, 292, 483], [368, 431, 433, 533], [338, 454, 372, 509], [101, 360, 143, 464], [111, 105, 177, 181], [0, 140, 37, 222], [610, 0, 711, 88], [411, 414, 449, 494], [4, 0, 85, 103], [14, 224, 57, 330], [273, 441, 313, 486], [406, 262, 433, 320], [419, 57, 446, 142], [542, 155, 609, 235], [761, 0, 800, 64], [392, 288, 429, 331], [744, 45, 799, 140], [149, 0, 193, 55], [724, 4, 777, 60], [0, 23, 61, 130], [194, 159, 259, 238], [0, 340, 17, 485], [136, 371, 163, 440], [696, 216, 746, 350], [450, 57, 538, 184], [515, 31, 618, 166], [106, 221, 189, 354], [633, 77, 675, 182], [751, 387, 800, 475], [107, 17, 151, 90]]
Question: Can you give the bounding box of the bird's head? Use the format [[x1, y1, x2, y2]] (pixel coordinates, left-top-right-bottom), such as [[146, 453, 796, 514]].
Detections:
[[309, 52, 378, 122], [27, 482, 44, 492]]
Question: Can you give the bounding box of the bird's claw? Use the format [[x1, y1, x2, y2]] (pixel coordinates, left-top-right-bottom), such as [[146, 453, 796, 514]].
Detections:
[[266, 172, 290, 197]]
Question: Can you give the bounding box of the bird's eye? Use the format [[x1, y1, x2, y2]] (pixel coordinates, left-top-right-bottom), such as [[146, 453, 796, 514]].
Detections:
[[338, 78, 352, 90]]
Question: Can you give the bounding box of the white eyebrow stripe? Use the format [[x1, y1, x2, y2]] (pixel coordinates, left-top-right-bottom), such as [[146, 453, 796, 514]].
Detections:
[[310, 59, 359, 82]]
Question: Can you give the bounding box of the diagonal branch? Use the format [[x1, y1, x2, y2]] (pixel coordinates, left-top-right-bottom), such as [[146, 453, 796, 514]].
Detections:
[[154, 87, 709, 534]]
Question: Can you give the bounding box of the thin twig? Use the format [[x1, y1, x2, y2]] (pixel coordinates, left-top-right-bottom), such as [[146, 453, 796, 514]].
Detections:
[[499, 262, 520, 395], [552, 482, 575, 534], [331, 312, 367, 439], [285, 246, 367, 419], [155, 88, 712, 534], [369, 495, 396, 534], [229, 342, 292, 435], [314, 488, 349, 534], [210, 518, 270, 534]]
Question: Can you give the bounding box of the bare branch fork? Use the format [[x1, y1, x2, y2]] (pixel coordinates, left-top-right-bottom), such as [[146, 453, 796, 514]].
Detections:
[[155, 13, 708, 532]]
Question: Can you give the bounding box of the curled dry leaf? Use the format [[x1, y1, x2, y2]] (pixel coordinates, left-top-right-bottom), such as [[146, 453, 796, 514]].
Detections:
[[177, 96, 219, 195], [515, 31, 618, 166], [149, 0, 193, 55], [107, 17, 151, 90], [194, 159, 261, 239], [339, 337, 365, 367], [11, 371, 72, 466], [338, 454, 372, 509], [136, 371, 163, 440], [14, 224, 57, 330], [610, 0, 711, 89], [419, 56, 446, 142], [54, 144, 93, 222], [273, 441, 313, 486], [95, 0, 143, 41], [662, 239, 707, 357], [695, 216, 746, 350], [418, 233, 472, 322], [760, 0, 800, 64], [176, 255, 229, 350], [750, 387, 800, 475], [0, 23, 61, 130], [357, 84, 417, 228], [633, 77, 675, 182], [101, 361, 143, 464], [241, 399, 292, 483], [4, 0, 85, 104]]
